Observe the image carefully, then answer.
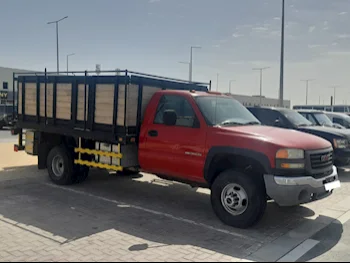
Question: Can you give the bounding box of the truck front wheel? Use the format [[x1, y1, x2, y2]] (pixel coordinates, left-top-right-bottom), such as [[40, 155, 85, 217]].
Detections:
[[47, 146, 76, 185], [211, 169, 267, 228]]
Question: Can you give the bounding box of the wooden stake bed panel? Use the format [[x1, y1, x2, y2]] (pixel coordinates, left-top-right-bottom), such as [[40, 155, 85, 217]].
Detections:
[[15, 72, 209, 145]]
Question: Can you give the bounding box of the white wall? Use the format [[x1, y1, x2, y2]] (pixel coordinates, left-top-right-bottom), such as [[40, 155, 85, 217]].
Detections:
[[230, 94, 291, 108], [0, 67, 32, 92], [0, 67, 32, 104]]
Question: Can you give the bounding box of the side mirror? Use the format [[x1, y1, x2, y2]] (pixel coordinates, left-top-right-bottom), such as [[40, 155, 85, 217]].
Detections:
[[163, 110, 177, 126], [274, 119, 282, 127]]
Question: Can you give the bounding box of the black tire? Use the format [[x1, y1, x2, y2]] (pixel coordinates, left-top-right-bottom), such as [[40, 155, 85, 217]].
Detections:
[[73, 165, 90, 184], [119, 167, 140, 176], [211, 169, 267, 229], [47, 145, 75, 185]]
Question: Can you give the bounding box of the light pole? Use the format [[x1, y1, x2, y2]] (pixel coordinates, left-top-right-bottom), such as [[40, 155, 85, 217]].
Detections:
[[330, 86, 341, 106], [189, 46, 201, 82], [279, 0, 285, 107], [301, 79, 314, 105], [253, 67, 270, 106], [47, 16, 68, 73], [66, 53, 75, 75], [229, 80, 236, 94], [216, 73, 219, 91]]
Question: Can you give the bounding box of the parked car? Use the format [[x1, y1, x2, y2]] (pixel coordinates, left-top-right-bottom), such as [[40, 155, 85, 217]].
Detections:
[[0, 105, 15, 129], [297, 109, 344, 129], [325, 112, 350, 129], [248, 106, 350, 166], [11, 70, 340, 229]]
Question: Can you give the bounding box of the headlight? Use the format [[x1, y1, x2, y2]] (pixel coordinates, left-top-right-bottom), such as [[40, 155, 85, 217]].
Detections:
[[333, 139, 348, 149], [276, 149, 305, 169], [276, 149, 305, 159]]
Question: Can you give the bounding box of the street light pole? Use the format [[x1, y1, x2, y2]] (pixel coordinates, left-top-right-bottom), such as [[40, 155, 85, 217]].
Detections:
[[47, 16, 68, 73], [189, 46, 201, 82], [279, 0, 285, 107], [216, 73, 219, 91], [330, 86, 340, 105], [253, 67, 270, 106], [66, 53, 75, 75], [301, 79, 315, 105], [229, 80, 236, 94]]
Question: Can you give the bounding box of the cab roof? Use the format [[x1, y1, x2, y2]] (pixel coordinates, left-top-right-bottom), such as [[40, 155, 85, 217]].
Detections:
[[155, 89, 230, 97]]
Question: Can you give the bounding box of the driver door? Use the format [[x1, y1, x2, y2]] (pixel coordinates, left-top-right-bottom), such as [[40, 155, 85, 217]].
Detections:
[[142, 94, 207, 181]]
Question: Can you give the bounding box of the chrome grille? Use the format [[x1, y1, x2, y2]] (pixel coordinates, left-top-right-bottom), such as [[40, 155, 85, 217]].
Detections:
[[310, 150, 333, 169]]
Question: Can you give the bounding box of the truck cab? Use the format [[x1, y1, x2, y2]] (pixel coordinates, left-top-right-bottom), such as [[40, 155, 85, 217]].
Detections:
[[139, 91, 340, 228]]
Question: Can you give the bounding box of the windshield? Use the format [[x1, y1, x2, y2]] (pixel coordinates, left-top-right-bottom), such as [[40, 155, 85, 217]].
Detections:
[[281, 109, 312, 127], [195, 96, 260, 126], [313, 113, 333, 127]]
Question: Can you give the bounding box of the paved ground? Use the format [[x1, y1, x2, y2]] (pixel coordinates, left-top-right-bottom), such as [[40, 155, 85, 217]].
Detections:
[[0, 130, 16, 143], [0, 141, 350, 262], [299, 220, 350, 262]]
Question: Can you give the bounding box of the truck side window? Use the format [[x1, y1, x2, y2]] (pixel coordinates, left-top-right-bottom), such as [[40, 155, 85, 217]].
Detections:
[[154, 95, 198, 128]]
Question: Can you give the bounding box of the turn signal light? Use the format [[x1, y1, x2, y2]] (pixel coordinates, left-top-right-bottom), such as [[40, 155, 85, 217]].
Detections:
[[276, 149, 289, 159], [280, 163, 305, 169]]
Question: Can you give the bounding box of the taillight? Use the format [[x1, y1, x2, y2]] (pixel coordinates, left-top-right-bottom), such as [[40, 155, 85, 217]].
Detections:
[[14, 145, 19, 152]]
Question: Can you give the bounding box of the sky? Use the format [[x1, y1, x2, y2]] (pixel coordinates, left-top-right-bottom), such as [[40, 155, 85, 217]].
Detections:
[[1, 0, 350, 105]]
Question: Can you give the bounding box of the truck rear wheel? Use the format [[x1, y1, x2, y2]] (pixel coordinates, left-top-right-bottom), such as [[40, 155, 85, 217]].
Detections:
[[211, 169, 267, 229], [47, 146, 76, 185], [47, 145, 90, 185], [73, 166, 90, 184]]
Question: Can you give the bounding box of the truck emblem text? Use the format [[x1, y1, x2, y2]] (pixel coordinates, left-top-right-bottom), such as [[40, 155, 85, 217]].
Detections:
[[320, 153, 331, 162]]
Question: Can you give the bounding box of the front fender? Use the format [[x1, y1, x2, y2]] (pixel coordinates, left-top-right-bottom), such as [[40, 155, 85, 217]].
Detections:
[[204, 146, 272, 184]]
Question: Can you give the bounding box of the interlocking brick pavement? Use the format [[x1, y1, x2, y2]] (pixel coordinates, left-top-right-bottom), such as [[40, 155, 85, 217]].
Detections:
[[1, 143, 350, 262]]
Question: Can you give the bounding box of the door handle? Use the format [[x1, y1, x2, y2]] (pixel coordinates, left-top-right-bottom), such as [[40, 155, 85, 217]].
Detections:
[[148, 130, 158, 137]]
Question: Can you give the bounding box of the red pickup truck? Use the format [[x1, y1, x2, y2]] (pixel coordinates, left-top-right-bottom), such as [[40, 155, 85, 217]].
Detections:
[[13, 70, 340, 228]]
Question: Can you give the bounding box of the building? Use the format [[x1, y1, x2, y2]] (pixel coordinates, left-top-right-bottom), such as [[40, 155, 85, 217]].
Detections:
[[0, 66, 32, 106], [228, 94, 291, 109]]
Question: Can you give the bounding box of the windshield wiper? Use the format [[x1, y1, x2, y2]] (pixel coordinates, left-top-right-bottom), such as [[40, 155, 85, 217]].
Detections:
[[298, 123, 311, 127], [220, 121, 244, 126], [244, 121, 261, 125]]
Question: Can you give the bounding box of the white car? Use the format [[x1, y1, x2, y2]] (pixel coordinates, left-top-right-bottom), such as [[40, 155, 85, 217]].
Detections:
[[325, 112, 350, 129]]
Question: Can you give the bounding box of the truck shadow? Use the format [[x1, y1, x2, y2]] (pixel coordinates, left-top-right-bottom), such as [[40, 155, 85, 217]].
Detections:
[[0, 165, 343, 261]]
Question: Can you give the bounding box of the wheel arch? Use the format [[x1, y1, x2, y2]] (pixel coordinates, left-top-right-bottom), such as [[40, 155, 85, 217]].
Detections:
[[204, 146, 272, 186], [38, 132, 78, 170]]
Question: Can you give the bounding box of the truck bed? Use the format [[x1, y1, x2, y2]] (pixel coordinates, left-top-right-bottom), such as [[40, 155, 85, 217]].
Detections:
[[14, 70, 209, 145]]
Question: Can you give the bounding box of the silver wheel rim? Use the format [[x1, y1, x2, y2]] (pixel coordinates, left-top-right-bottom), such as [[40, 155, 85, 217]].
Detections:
[[52, 155, 64, 178], [221, 183, 249, 216]]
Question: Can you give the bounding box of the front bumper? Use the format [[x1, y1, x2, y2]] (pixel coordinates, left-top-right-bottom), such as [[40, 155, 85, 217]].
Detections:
[[264, 165, 340, 206]]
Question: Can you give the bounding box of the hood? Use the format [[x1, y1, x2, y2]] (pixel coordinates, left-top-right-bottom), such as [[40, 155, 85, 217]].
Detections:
[[219, 125, 331, 150], [298, 125, 350, 139]]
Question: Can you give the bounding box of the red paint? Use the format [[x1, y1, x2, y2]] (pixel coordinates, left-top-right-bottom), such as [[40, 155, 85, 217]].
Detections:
[[139, 90, 332, 183]]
